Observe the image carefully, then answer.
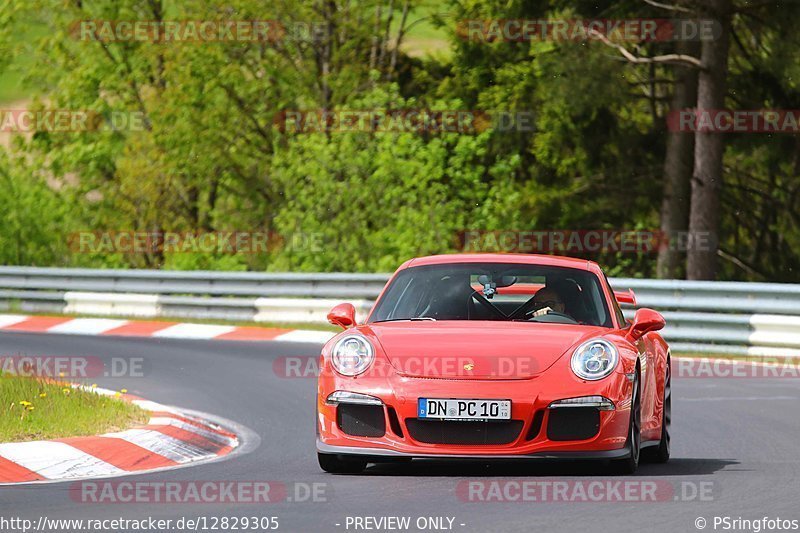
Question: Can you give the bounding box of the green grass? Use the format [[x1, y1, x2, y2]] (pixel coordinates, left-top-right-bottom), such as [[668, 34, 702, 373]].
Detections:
[[0, 21, 47, 105], [0, 67, 27, 104], [393, 0, 452, 58], [0, 373, 148, 443]]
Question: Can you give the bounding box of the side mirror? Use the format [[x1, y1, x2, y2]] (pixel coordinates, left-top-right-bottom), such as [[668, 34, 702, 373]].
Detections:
[[327, 303, 356, 329], [628, 308, 665, 340]]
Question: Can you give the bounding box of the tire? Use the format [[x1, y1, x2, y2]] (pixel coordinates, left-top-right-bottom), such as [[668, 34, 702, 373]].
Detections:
[[317, 453, 367, 474], [643, 360, 671, 464], [610, 373, 641, 475]]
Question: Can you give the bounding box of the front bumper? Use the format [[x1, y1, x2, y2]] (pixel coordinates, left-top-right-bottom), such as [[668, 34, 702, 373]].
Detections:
[[317, 440, 631, 460], [317, 363, 634, 459]]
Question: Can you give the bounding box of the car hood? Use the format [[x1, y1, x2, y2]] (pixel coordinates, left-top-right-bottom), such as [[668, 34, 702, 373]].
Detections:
[[363, 321, 609, 379]]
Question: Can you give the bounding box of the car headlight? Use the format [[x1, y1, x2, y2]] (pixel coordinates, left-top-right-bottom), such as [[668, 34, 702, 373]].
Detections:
[[331, 335, 375, 376], [571, 339, 618, 381]]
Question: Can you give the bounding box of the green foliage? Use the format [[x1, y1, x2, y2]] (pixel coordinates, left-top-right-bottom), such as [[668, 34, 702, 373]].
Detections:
[[269, 89, 522, 271], [0, 153, 71, 265], [0, 0, 798, 280]]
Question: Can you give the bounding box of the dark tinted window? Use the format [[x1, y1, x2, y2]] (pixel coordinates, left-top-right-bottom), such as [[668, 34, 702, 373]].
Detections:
[[370, 263, 612, 327]]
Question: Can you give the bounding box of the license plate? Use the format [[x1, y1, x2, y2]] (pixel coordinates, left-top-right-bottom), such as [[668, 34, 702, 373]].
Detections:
[[418, 398, 511, 421]]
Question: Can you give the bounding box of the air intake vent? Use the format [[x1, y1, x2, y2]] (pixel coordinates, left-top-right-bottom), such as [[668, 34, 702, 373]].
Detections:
[[337, 404, 386, 437], [406, 419, 523, 445], [546, 407, 600, 441]]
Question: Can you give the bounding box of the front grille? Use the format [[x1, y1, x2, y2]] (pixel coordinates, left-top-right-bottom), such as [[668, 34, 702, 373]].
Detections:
[[337, 404, 386, 437], [546, 407, 601, 441], [406, 419, 524, 445]]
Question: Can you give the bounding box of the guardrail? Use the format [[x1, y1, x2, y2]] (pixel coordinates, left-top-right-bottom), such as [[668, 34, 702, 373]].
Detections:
[[614, 279, 800, 357], [1, 267, 798, 356]]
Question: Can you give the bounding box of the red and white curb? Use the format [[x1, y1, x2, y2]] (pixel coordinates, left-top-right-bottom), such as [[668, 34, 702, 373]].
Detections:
[[0, 386, 240, 485], [0, 314, 334, 344]]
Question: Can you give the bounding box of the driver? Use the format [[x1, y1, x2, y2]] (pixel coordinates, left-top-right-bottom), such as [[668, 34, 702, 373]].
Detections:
[[427, 274, 473, 320], [529, 287, 567, 318]]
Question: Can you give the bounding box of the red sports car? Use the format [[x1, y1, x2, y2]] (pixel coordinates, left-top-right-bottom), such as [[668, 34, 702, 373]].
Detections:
[[316, 254, 670, 474]]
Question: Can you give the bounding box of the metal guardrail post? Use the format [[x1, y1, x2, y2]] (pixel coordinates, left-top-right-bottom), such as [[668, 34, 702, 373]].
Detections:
[[1, 267, 798, 355]]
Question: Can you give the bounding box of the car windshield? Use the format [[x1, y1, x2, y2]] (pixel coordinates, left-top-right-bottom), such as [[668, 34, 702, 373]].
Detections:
[[370, 263, 613, 327]]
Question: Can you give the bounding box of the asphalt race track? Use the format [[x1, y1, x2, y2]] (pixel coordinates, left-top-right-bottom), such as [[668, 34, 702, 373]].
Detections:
[[1, 331, 799, 533]]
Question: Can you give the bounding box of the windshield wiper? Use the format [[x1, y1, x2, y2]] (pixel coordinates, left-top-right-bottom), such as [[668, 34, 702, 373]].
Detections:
[[373, 317, 437, 323]]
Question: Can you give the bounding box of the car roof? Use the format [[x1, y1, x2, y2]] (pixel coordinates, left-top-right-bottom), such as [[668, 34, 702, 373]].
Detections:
[[404, 253, 596, 271]]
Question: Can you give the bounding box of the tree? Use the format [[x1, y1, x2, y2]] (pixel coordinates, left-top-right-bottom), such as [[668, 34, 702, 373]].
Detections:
[[657, 40, 699, 279], [687, 0, 732, 280]]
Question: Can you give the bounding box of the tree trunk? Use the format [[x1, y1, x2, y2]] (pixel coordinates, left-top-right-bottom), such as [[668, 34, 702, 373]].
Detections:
[[657, 40, 700, 279], [687, 0, 732, 280]]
